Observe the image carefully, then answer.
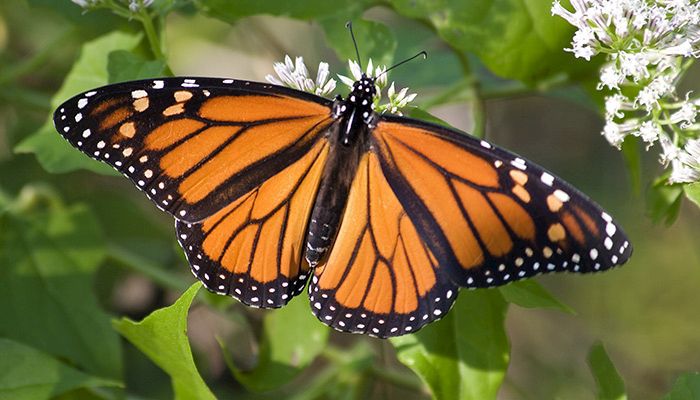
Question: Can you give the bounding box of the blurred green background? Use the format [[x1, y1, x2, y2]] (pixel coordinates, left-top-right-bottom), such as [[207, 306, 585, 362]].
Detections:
[[0, 1, 699, 399]]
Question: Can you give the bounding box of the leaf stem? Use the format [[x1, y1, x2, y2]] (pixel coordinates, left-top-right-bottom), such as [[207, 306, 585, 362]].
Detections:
[[322, 345, 425, 393], [367, 364, 426, 393], [106, 243, 189, 291]]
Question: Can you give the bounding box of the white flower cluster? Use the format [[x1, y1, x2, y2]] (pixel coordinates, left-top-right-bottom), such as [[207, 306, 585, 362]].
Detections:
[[552, 0, 700, 183], [266, 56, 417, 115], [265, 56, 337, 97]]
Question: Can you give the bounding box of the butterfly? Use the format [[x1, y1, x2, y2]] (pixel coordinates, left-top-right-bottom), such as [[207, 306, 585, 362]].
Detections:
[[53, 52, 632, 338]]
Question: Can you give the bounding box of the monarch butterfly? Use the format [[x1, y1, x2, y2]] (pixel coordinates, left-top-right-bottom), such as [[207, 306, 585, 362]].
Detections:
[[53, 38, 631, 339]]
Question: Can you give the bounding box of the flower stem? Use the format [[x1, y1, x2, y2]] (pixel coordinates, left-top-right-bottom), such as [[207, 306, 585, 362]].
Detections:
[[137, 10, 165, 61]]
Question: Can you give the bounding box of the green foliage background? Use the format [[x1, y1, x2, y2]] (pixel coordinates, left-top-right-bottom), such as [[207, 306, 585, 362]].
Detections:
[[0, 0, 699, 399]]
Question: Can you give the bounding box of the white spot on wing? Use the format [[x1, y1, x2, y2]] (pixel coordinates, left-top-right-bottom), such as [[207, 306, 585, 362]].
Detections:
[[540, 172, 554, 186], [131, 90, 148, 99]]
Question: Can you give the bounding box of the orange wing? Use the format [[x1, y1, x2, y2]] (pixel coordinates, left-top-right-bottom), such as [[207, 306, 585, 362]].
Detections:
[[53, 78, 333, 222], [177, 139, 329, 307], [308, 152, 458, 337], [369, 117, 632, 288]]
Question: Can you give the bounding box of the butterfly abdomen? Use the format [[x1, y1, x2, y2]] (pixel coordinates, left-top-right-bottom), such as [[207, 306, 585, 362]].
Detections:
[[305, 123, 369, 266]]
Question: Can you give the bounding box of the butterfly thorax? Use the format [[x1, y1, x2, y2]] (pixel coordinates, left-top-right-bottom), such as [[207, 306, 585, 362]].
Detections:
[[305, 74, 377, 267], [333, 74, 377, 146]]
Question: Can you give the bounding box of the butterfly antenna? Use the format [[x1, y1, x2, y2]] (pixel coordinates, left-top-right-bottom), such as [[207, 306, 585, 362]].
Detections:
[[345, 21, 362, 70], [378, 51, 428, 78]]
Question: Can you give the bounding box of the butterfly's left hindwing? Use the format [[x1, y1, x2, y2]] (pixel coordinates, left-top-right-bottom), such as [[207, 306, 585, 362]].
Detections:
[[53, 77, 333, 222]]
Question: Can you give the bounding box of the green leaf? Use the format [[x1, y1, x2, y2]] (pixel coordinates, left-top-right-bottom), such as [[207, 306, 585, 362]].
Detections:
[[0, 338, 120, 400], [387, 0, 591, 82], [499, 280, 574, 314], [27, 0, 128, 37], [0, 198, 121, 379], [196, 0, 373, 21], [150, 0, 193, 16], [196, 0, 393, 65], [663, 372, 700, 400], [319, 18, 396, 67], [390, 290, 509, 400], [404, 106, 455, 128], [15, 31, 142, 175], [113, 283, 216, 400], [646, 175, 684, 226], [227, 297, 330, 392], [683, 183, 700, 210], [587, 342, 627, 400], [108, 50, 167, 83]]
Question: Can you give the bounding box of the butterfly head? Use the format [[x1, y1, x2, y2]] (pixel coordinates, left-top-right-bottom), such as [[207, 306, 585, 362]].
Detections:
[[333, 73, 378, 146]]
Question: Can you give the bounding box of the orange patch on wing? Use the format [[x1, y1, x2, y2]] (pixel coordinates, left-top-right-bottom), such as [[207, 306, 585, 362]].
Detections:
[[91, 98, 121, 116], [221, 225, 257, 274], [100, 106, 132, 130], [249, 208, 285, 283], [547, 223, 566, 242], [383, 136, 483, 269], [488, 192, 535, 240], [199, 95, 329, 122], [574, 206, 600, 236], [547, 194, 564, 212], [201, 193, 256, 263], [368, 155, 401, 258], [319, 155, 370, 290], [335, 232, 374, 308], [160, 125, 239, 178], [375, 122, 498, 188], [509, 170, 528, 186], [561, 211, 586, 245], [454, 180, 512, 257], [119, 122, 136, 138], [362, 261, 394, 314], [400, 216, 436, 295], [391, 238, 419, 314], [163, 103, 185, 116], [252, 143, 322, 219], [174, 90, 193, 102], [512, 185, 531, 203], [178, 115, 329, 207], [279, 143, 328, 277], [133, 97, 149, 112], [145, 118, 206, 150]]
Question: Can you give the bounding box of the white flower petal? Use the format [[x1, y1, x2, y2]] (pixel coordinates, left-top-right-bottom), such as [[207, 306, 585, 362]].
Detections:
[[338, 74, 356, 88], [349, 60, 362, 80]]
